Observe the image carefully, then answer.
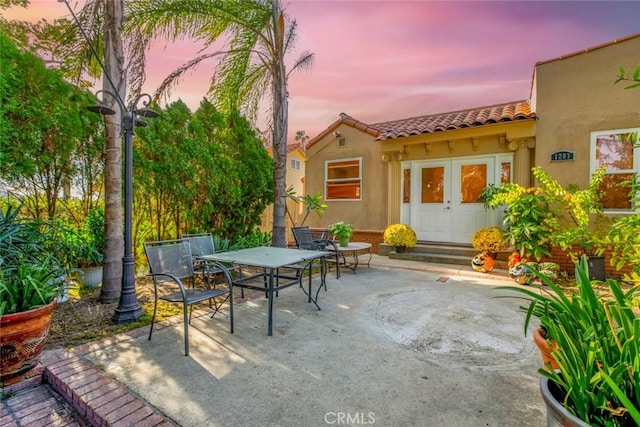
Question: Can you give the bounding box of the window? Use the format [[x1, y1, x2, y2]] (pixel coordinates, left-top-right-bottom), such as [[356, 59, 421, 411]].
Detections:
[[325, 158, 361, 200], [402, 168, 411, 203], [591, 128, 639, 211], [290, 158, 301, 171]]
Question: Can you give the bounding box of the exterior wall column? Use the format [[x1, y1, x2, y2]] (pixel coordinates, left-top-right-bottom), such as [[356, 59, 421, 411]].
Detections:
[[508, 137, 536, 186], [382, 151, 403, 225]]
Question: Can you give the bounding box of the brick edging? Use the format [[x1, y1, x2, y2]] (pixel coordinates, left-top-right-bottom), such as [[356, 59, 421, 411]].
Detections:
[[44, 354, 176, 427]]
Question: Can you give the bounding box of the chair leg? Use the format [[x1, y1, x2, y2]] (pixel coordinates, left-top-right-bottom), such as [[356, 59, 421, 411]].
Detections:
[[148, 297, 158, 341], [229, 291, 234, 334], [183, 302, 190, 357]]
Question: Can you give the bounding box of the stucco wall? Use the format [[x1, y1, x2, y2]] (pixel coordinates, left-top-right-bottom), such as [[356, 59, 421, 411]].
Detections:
[[305, 125, 387, 230], [534, 35, 640, 187]]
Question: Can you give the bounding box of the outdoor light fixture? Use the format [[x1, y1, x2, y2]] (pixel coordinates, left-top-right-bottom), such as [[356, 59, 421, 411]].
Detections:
[[58, 0, 159, 323]]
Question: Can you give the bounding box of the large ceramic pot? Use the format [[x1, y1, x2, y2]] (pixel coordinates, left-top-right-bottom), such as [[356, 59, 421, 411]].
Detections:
[[81, 265, 103, 288], [587, 256, 606, 281], [533, 327, 559, 370], [0, 300, 56, 380], [540, 375, 590, 427]]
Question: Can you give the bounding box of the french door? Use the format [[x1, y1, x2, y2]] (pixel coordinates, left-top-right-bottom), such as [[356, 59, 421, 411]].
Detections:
[[406, 156, 509, 243]]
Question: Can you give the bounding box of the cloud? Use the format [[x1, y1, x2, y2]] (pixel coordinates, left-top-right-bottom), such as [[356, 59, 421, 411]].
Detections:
[[6, 0, 639, 141]]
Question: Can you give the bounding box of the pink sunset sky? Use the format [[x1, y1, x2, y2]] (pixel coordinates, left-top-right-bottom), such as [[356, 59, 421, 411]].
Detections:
[[5, 1, 640, 142]]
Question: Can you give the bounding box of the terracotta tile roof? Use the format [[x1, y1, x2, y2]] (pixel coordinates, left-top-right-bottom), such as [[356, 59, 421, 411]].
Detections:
[[287, 142, 303, 153], [305, 113, 380, 150], [306, 101, 535, 148], [371, 100, 535, 141]]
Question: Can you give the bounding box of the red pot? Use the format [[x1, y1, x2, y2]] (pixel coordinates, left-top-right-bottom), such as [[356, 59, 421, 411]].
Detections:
[[533, 327, 559, 371], [1, 300, 56, 380]]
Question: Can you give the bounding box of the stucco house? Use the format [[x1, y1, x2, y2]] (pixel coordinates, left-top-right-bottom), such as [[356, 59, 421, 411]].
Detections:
[[303, 33, 640, 257]]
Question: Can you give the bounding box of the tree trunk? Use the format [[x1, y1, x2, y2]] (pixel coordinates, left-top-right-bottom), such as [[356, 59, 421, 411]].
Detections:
[[270, 20, 288, 248], [100, 0, 125, 302]]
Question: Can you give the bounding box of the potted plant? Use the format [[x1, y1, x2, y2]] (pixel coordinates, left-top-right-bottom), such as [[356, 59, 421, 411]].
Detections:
[[328, 221, 354, 247], [77, 208, 105, 287], [497, 256, 640, 426], [383, 223, 417, 253], [0, 204, 65, 381], [471, 226, 508, 257], [51, 209, 105, 288]]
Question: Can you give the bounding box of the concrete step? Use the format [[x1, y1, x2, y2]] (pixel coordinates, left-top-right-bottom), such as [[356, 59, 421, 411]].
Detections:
[[382, 243, 510, 270]]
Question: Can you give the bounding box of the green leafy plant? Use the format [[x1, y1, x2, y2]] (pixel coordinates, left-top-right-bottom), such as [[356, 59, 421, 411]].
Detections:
[[484, 167, 610, 262], [616, 63, 640, 89], [383, 223, 417, 248], [0, 204, 65, 316], [471, 226, 508, 253], [497, 257, 640, 426], [234, 228, 272, 249], [484, 183, 555, 260], [49, 222, 103, 269], [212, 235, 237, 253], [328, 221, 354, 240], [536, 166, 610, 261], [285, 186, 328, 226]]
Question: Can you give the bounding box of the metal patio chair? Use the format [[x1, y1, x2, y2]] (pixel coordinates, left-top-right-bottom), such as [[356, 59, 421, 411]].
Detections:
[[183, 233, 226, 288], [292, 226, 339, 280], [183, 233, 249, 298], [144, 239, 233, 356]]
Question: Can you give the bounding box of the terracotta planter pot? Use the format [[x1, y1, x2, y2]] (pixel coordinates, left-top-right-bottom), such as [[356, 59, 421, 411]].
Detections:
[[0, 300, 56, 380], [533, 327, 559, 371]]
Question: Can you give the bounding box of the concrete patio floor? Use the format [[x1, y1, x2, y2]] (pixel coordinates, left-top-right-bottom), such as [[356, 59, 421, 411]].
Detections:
[[5, 255, 547, 426]]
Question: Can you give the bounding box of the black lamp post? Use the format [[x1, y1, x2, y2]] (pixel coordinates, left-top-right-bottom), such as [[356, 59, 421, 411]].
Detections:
[[58, 0, 159, 323], [88, 91, 158, 323]]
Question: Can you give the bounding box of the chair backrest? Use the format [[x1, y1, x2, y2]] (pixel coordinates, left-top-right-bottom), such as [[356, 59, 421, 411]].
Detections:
[[182, 233, 215, 257], [292, 226, 323, 250], [144, 239, 194, 282]]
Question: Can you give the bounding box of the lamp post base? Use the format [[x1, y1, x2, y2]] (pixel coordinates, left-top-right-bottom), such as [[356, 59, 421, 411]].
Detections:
[[112, 256, 143, 324], [112, 304, 143, 324]]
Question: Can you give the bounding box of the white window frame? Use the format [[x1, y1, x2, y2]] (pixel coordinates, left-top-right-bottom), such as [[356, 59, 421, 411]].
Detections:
[[290, 158, 301, 171], [324, 157, 362, 201], [590, 127, 640, 213]]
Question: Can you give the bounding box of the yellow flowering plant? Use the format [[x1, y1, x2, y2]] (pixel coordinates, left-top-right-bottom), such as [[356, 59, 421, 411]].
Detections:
[[383, 224, 417, 248], [471, 226, 508, 254]]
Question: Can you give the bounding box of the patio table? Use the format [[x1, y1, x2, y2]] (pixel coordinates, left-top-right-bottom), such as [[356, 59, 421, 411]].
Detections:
[[326, 242, 372, 278], [198, 246, 328, 336]]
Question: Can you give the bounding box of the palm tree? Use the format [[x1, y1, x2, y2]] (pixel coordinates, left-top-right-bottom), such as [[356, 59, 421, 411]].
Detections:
[[100, 0, 125, 302], [126, 0, 313, 247], [53, 0, 125, 302]]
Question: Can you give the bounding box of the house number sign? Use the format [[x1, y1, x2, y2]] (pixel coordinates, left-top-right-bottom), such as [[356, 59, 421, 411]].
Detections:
[[550, 150, 575, 162]]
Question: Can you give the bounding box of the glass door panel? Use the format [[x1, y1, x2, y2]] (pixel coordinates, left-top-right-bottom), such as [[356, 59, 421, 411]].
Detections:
[[421, 167, 444, 203]]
